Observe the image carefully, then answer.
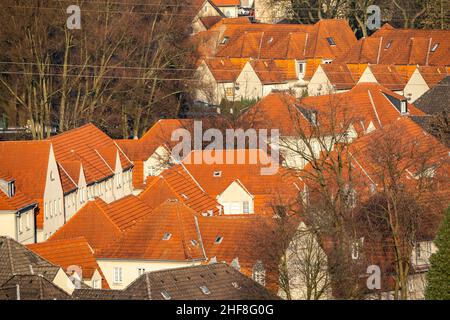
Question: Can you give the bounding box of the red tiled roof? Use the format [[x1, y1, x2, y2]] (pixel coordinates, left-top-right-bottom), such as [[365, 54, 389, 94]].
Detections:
[[416, 66, 449, 87], [0, 141, 51, 201], [49, 124, 132, 185], [319, 63, 365, 89], [0, 188, 36, 212], [212, 0, 240, 6], [335, 25, 450, 66], [27, 237, 110, 289], [248, 59, 297, 84], [181, 149, 300, 214], [138, 164, 222, 215], [98, 200, 206, 261], [203, 58, 248, 82], [364, 64, 407, 91], [197, 19, 356, 60], [57, 161, 81, 194]]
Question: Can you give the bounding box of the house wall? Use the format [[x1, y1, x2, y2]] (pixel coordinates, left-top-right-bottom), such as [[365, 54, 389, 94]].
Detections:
[[84, 269, 104, 289], [0, 213, 16, 240], [143, 146, 171, 181], [279, 136, 330, 170], [52, 267, 76, 295], [41, 145, 65, 242], [219, 6, 238, 18], [403, 70, 429, 103], [195, 63, 237, 105], [280, 222, 331, 300], [97, 259, 201, 290], [236, 63, 263, 100], [308, 66, 335, 96], [192, 1, 223, 34], [254, 0, 292, 23], [217, 181, 254, 214]]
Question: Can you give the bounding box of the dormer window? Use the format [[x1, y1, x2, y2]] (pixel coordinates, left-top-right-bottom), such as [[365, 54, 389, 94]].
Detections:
[[213, 171, 222, 177], [252, 261, 266, 286], [400, 100, 408, 114], [162, 232, 172, 241], [326, 37, 336, 46], [220, 37, 229, 45], [430, 43, 439, 52], [1, 180, 16, 198]]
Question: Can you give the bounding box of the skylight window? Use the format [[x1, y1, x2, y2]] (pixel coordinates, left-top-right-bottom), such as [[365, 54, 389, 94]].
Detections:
[[385, 41, 392, 49], [267, 37, 274, 44], [161, 291, 171, 300], [181, 194, 188, 200], [191, 239, 198, 246], [213, 171, 222, 177], [162, 233, 172, 241], [214, 236, 223, 244], [220, 37, 229, 45], [326, 37, 336, 46], [200, 286, 211, 295], [430, 43, 439, 52], [232, 282, 241, 289]]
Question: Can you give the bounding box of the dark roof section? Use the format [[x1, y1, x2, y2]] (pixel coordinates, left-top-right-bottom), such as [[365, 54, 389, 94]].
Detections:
[[414, 76, 450, 115], [0, 275, 70, 300], [72, 288, 137, 300], [0, 236, 60, 287], [125, 263, 279, 300]]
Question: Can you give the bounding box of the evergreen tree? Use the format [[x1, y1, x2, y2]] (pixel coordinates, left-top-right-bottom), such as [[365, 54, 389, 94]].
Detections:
[[425, 207, 450, 299]]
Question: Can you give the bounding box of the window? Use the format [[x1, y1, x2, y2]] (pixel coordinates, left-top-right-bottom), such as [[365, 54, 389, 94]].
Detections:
[[199, 286, 211, 295], [213, 171, 222, 177], [162, 232, 172, 241], [220, 37, 229, 45], [232, 281, 241, 289], [252, 261, 266, 286], [18, 215, 23, 234], [415, 243, 421, 259], [225, 87, 233, 97], [113, 267, 123, 284], [326, 37, 336, 46], [430, 43, 439, 52], [50, 170, 55, 181], [26, 212, 30, 230], [137, 268, 146, 276], [190, 239, 198, 246], [92, 279, 100, 289], [243, 201, 250, 214], [214, 236, 223, 244], [161, 291, 172, 300], [351, 238, 364, 260], [45, 202, 49, 219], [385, 40, 392, 49]]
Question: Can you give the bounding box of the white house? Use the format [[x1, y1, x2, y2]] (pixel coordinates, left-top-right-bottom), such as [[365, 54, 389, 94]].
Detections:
[[403, 66, 448, 103]]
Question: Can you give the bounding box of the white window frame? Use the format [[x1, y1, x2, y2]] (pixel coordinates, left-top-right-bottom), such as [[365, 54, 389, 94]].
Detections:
[[113, 267, 123, 284]]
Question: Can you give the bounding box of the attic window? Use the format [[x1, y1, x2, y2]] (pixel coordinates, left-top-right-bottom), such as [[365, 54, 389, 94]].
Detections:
[[220, 37, 229, 45], [385, 41, 392, 49], [200, 286, 211, 295], [430, 43, 439, 52], [326, 37, 336, 46], [213, 171, 222, 177], [161, 291, 171, 300], [214, 236, 223, 244], [162, 233, 172, 241]]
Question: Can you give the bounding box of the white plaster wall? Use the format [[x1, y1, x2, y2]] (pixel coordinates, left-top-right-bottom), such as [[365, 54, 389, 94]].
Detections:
[[404, 70, 429, 103], [217, 181, 254, 214], [97, 259, 201, 290]]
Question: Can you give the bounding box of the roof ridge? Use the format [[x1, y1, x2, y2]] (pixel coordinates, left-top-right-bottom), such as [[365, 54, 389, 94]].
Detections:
[[93, 199, 123, 232]]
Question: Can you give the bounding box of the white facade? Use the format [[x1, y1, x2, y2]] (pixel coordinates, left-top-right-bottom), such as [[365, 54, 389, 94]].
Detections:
[[217, 180, 254, 214], [0, 207, 36, 245], [195, 62, 237, 105], [40, 145, 65, 242], [97, 259, 201, 290], [403, 68, 430, 103]]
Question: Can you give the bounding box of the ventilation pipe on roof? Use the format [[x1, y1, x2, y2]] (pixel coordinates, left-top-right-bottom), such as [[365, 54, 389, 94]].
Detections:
[[376, 37, 383, 64], [425, 38, 433, 66]]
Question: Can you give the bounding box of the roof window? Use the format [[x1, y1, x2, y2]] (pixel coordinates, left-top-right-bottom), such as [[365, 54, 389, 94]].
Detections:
[[161, 291, 171, 300], [220, 37, 229, 45], [213, 171, 222, 177], [214, 236, 223, 244], [200, 286, 211, 295], [191, 239, 198, 246], [162, 233, 172, 241], [385, 40, 392, 49], [430, 43, 439, 52], [326, 37, 336, 46]]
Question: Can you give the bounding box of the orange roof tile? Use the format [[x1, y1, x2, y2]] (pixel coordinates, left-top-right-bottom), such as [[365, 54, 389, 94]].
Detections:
[[27, 237, 109, 288], [365, 64, 407, 91], [181, 149, 300, 214], [248, 59, 297, 84], [98, 200, 206, 261], [416, 66, 449, 87], [335, 25, 450, 66], [0, 188, 36, 212], [204, 58, 248, 82], [49, 124, 132, 185], [319, 63, 364, 89], [49, 199, 122, 252], [212, 0, 240, 5], [138, 164, 222, 215]]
